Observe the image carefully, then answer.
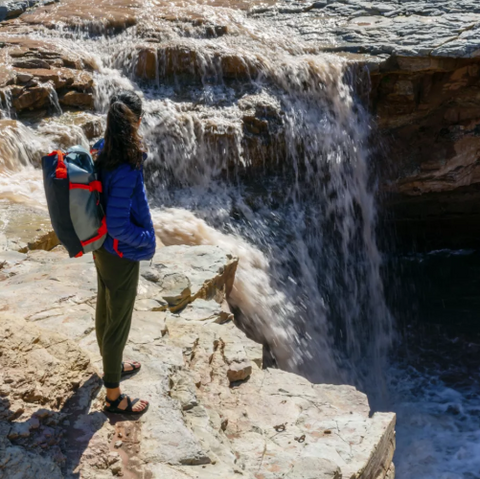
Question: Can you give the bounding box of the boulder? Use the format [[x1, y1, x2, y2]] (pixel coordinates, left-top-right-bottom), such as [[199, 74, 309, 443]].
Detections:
[[39, 111, 103, 140], [141, 245, 238, 311], [59, 90, 94, 109], [12, 84, 50, 111]]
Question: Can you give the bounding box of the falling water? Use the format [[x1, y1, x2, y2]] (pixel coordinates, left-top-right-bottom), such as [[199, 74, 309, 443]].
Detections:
[[0, 3, 393, 391], [0, 116, 90, 203], [0, 88, 13, 119], [44, 82, 64, 116], [139, 63, 393, 388]]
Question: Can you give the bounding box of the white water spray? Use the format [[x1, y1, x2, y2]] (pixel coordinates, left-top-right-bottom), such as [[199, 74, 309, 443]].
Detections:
[[0, 2, 392, 388]]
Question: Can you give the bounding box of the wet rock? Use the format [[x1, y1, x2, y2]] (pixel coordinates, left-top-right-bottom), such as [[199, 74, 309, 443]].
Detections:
[[38, 111, 103, 148], [20, 0, 141, 31], [12, 84, 50, 111], [59, 90, 94, 109], [72, 113, 103, 139], [0, 202, 54, 252], [0, 36, 96, 116], [134, 46, 157, 81], [220, 53, 254, 79], [24, 230, 60, 253], [134, 41, 259, 85], [13, 59, 51, 70]]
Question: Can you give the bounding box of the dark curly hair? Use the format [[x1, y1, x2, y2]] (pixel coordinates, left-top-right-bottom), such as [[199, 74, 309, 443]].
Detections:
[[97, 90, 143, 171]]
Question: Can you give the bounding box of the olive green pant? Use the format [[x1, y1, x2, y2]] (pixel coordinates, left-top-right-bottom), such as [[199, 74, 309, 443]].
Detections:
[[94, 247, 140, 388]]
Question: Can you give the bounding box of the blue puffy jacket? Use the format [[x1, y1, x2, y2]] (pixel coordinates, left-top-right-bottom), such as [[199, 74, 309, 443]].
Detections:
[[95, 140, 156, 262]]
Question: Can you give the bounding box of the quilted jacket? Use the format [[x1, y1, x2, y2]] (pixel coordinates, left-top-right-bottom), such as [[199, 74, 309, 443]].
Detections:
[[97, 148, 156, 262]]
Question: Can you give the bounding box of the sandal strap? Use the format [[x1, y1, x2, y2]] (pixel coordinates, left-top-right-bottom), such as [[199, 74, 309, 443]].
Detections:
[[104, 394, 148, 415], [105, 393, 126, 409], [124, 395, 133, 413], [122, 361, 140, 372]]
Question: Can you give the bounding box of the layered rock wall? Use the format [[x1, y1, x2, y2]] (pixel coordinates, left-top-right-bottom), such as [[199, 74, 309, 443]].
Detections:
[[252, 0, 480, 248], [371, 56, 480, 249]]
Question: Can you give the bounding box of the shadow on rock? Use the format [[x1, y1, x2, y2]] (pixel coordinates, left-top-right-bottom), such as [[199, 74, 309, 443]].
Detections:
[[0, 373, 109, 479]]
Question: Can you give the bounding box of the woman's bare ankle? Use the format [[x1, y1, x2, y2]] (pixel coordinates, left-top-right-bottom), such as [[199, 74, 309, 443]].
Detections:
[[106, 387, 121, 402]]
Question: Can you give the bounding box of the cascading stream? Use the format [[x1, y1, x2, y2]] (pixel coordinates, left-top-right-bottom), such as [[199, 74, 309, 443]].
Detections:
[[0, 0, 392, 399], [3, 3, 480, 477]]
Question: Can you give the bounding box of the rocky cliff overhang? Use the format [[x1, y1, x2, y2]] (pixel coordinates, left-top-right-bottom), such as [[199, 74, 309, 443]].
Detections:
[[252, 0, 480, 249]]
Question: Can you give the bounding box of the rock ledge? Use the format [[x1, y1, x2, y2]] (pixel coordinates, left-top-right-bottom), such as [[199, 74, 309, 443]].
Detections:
[[0, 216, 396, 479]]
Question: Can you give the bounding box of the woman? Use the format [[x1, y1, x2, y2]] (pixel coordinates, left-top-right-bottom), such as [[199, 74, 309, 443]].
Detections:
[[95, 90, 156, 415]]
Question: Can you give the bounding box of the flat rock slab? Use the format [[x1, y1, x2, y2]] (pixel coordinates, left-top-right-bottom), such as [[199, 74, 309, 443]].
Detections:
[[252, 1, 480, 59], [0, 0, 56, 21], [0, 240, 395, 478]]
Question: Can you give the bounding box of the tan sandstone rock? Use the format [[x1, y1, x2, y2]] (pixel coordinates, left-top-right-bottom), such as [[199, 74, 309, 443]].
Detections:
[[0, 230, 396, 478], [0, 313, 103, 479]]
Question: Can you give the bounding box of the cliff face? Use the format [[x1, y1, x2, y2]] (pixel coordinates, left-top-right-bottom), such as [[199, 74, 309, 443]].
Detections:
[[372, 55, 480, 249], [251, 0, 480, 248]]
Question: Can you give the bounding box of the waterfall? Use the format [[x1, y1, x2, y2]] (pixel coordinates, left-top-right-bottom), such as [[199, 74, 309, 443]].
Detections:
[[139, 61, 393, 389], [0, 5, 393, 394], [44, 82, 63, 116], [0, 88, 13, 119]]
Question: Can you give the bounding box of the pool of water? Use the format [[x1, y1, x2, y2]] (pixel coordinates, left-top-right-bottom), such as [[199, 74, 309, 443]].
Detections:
[[387, 250, 480, 479]]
